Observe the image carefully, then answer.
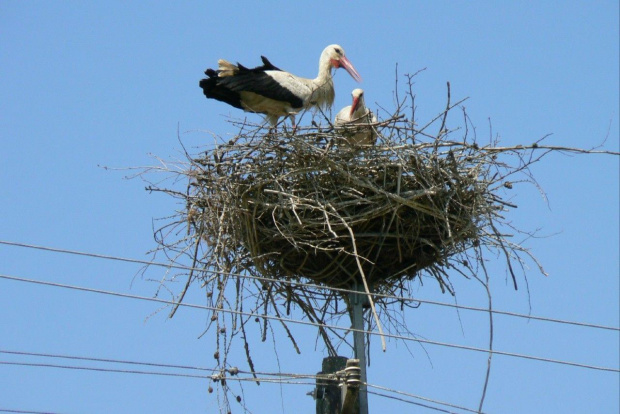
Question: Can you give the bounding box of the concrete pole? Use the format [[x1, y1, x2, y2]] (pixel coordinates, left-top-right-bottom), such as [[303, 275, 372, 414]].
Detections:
[[350, 283, 369, 414], [315, 356, 348, 414]]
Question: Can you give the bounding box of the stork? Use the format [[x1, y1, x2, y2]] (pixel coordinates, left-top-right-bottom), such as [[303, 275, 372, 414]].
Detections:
[[334, 88, 377, 146], [199, 44, 362, 127]]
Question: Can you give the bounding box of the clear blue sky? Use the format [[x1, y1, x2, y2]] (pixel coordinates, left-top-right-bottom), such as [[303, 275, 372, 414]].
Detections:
[[1, 2, 618, 413]]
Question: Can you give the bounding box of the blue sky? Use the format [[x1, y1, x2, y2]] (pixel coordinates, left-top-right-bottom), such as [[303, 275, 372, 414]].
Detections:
[[1, 2, 618, 413]]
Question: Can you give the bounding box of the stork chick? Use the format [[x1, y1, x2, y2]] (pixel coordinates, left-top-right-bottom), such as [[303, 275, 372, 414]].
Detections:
[[334, 88, 377, 146]]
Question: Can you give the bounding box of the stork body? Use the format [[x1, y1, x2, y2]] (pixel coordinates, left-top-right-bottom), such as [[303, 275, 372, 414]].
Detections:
[[199, 45, 361, 126], [334, 89, 377, 146]]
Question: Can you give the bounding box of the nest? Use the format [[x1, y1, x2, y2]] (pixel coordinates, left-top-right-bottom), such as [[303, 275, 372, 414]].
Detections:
[[148, 80, 552, 359], [139, 79, 559, 412], [190, 128, 492, 293], [138, 75, 619, 413], [145, 77, 554, 336], [148, 80, 551, 313]]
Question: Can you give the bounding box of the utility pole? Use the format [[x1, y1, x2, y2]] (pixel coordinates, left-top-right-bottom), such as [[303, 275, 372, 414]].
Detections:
[[350, 283, 369, 414], [313, 357, 362, 414], [312, 283, 370, 414], [314, 356, 348, 414]]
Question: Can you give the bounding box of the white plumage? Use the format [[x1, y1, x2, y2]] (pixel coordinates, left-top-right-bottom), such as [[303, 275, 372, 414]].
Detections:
[[334, 89, 377, 146], [200, 44, 362, 127]]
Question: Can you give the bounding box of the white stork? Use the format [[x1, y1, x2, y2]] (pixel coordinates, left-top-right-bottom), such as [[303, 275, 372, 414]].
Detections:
[[199, 44, 362, 127], [334, 88, 377, 146]]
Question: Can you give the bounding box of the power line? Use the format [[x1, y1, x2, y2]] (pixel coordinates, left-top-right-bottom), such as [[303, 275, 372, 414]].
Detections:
[[367, 383, 481, 414], [0, 349, 216, 374], [0, 410, 63, 414], [2, 349, 483, 414], [1, 360, 483, 413], [0, 360, 319, 386], [0, 358, 320, 388], [0, 240, 162, 269], [1, 273, 618, 373], [0, 349, 314, 383], [366, 390, 459, 414], [0, 361, 207, 380], [1, 239, 618, 333]]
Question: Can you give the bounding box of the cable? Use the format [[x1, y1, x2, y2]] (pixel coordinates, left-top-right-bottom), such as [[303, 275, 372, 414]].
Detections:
[[0, 349, 315, 382], [366, 390, 458, 414], [1, 359, 481, 412], [2, 349, 482, 413], [1, 240, 618, 332], [0, 360, 319, 387], [367, 382, 480, 413], [1, 273, 618, 373], [0, 350, 385, 386], [0, 410, 63, 414], [0, 349, 216, 374], [0, 361, 207, 380]]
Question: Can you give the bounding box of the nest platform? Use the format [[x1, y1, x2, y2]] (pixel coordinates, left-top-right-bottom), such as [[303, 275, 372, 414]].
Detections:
[[186, 118, 505, 294]]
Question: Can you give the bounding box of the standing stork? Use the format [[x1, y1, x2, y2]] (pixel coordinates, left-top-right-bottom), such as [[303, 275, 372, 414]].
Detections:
[[199, 44, 362, 127], [334, 88, 377, 146]]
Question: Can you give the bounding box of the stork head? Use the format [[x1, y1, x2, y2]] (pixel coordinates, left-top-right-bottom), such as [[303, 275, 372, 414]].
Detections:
[[350, 88, 365, 116], [323, 44, 362, 82]]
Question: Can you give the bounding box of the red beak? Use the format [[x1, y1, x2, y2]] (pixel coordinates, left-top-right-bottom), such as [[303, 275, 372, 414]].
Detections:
[[350, 96, 360, 117], [338, 56, 362, 82]]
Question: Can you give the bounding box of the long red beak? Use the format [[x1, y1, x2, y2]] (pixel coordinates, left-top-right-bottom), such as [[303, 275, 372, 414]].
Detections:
[[350, 96, 360, 117], [338, 56, 362, 82]]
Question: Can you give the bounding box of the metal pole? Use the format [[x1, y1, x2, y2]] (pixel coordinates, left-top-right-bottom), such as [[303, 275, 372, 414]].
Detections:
[[350, 283, 369, 414]]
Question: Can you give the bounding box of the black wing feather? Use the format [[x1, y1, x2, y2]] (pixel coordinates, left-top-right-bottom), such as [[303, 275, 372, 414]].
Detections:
[[199, 71, 244, 110], [199, 56, 304, 111], [260, 56, 281, 71]]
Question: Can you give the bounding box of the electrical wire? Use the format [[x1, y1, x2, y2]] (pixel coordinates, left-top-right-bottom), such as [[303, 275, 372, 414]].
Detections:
[[366, 390, 459, 414], [0, 349, 216, 374], [0, 359, 316, 387], [0, 356, 484, 414], [1, 240, 618, 332], [366, 382, 481, 413], [0, 361, 321, 387], [0, 410, 63, 414], [1, 349, 484, 413], [0, 360, 208, 380], [0, 349, 315, 383], [1, 359, 484, 413], [1, 273, 618, 373]]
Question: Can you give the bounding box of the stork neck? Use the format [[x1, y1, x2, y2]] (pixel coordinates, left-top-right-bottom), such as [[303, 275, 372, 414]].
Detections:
[[316, 55, 334, 82]]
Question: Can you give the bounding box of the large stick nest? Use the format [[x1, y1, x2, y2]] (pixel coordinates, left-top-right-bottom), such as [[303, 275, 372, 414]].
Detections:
[[140, 79, 556, 411], [179, 80, 542, 299], [191, 122, 493, 292], [137, 76, 618, 413], [145, 79, 553, 344]]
